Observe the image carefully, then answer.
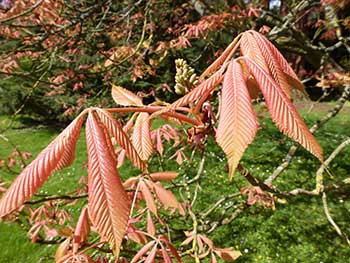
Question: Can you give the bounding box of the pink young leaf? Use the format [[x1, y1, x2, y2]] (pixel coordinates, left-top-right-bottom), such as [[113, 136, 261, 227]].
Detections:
[[161, 246, 174, 263], [154, 182, 179, 209], [156, 130, 164, 156], [181, 235, 194, 246], [170, 150, 187, 165], [127, 225, 148, 245], [241, 31, 292, 98], [200, 35, 241, 79], [73, 207, 90, 254], [117, 149, 127, 168], [144, 244, 158, 263], [86, 112, 130, 258], [216, 61, 259, 179], [132, 112, 153, 161], [249, 30, 305, 94], [111, 84, 143, 107], [210, 252, 218, 263], [159, 235, 182, 262], [146, 210, 156, 236], [198, 234, 214, 249], [130, 241, 156, 263], [55, 238, 71, 262], [139, 180, 158, 216], [123, 177, 139, 189]]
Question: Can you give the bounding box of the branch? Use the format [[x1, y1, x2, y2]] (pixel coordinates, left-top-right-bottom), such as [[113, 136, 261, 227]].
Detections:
[[204, 203, 247, 234], [200, 193, 240, 218]]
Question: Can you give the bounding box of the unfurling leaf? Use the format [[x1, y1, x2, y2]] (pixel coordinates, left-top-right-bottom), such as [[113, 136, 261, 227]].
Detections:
[[132, 112, 153, 161], [86, 112, 130, 258], [96, 108, 147, 172], [216, 61, 259, 179], [73, 207, 90, 254], [111, 84, 143, 106], [245, 59, 323, 161], [0, 115, 85, 218]]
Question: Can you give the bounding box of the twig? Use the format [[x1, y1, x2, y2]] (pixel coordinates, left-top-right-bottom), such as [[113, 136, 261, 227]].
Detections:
[[201, 193, 240, 218], [188, 209, 200, 263], [205, 203, 246, 234], [24, 194, 88, 205], [265, 86, 350, 184], [315, 137, 350, 193], [188, 154, 206, 185], [237, 164, 285, 196], [322, 192, 350, 246], [107, 3, 150, 67]]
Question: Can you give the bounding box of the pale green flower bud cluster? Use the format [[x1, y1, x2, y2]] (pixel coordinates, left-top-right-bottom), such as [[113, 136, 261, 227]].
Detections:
[[174, 59, 199, 95]]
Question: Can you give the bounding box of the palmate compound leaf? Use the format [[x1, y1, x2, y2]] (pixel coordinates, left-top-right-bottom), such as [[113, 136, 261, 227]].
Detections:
[[95, 108, 147, 172], [244, 58, 323, 161], [216, 60, 259, 179], [132, 112, 153, 161], [86, 112, 130, 258], [0, 114, 85, 218]]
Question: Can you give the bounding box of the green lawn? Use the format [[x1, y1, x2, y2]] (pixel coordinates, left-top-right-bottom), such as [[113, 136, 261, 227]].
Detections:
[[0, 117, 87, 263], [0, 102, 349, 263]]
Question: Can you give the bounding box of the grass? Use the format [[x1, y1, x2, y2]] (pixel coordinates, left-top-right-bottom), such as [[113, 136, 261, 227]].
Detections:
[[0, 102, 349, 263], [0, 117, 88, 263]]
